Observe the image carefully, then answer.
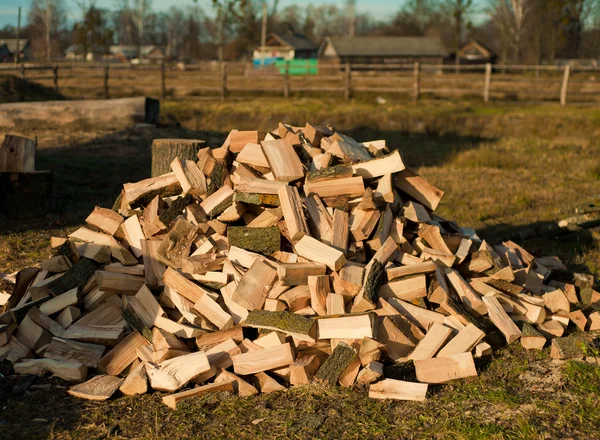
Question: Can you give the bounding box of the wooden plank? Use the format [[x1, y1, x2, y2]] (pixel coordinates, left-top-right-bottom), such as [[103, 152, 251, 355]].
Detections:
[[317, 314, 374, 339], [278, 263, 327, 286], [482, 295, 522, 343], [409, 323, 453, 360], [304, 177, 365, 199]]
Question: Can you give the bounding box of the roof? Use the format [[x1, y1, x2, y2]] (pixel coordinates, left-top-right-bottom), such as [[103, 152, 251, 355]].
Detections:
[[0, 39, 29, 53], [321, 36, 448, 57], [258, 33, 318, 51], [458, 40, 496, 58], [65, 44, 84, 54], [109, 45, 164, 58]]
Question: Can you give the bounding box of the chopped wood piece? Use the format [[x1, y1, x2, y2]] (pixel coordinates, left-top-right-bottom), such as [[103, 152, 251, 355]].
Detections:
[[377, 316, 415, 361], [537, 320, 565, 338], [124, 173, 181, 208], [289, 354, 320, 385], [68, 375, 124, 401], [543, 289, 570, 314], [14, 358, 87, 382], [119, 361, 148, 396], [304, 177, 365, 199], [326, 293, 345, 315], [409, 323, 453, 360], [369, 379, 428, 401], [171, 158, 207, 197], [39, 287, 79, 316], [146, 351, 211, 392], [308, 275, 330, 317], [44, 337, 105, 368], [156, 218, 198, 269], [414, 352, 477, 384], [349, 208, 380, 242], [215, 369, 258, 397], [85, 206, 124, 235], [0, 337, 32, 363], [163, 381, 234, 410], [277, 185, 310, 241], [244, 310, 316, 341], [436, 323, 485, 358], [96, 271, 145, 294], [314, 342, 356, 385], [253, 372, 285, 393], [99, 331, 149, 376], [227, 226, 280, 254], [278, 263, 327, 286], [232, 342, 294, 375], [569, 310, 587, 331], [295, 236, 346, 272], [317, 314, 375, 339], [550, 334, 589, 359], [394, 169, 444, 211], [232, 259, 278, 310], [445, 269, 488, 317], [261, 139, 304, 182], [200, 185, 234, 218], [380, 275, 427, 301], [47, 257, 100, 297], [587, 311, 600, 331], [520, 323, 546, 350], [482, 296, 522, 344], [128, 284, 165, 328], [357, 361, 384, 384], [351, 150, 405, 179]]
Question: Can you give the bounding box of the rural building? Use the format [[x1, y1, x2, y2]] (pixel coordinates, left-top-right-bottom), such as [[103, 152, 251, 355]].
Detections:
[[253, 32, 319, 64], [457, 40, 496, 65], [0, 39, 32, 62], [319, 36, 448, 65], [108, 45, 165, 63]]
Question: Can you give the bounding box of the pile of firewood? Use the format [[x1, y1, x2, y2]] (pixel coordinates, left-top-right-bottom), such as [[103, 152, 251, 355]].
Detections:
[[2, 123, 599, 408]]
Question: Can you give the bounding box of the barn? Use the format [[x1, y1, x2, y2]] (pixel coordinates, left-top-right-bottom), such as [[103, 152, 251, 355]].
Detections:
[[457, 40, 497, 65], [253, 32, 319, 64], [319, 36, 448, 65]]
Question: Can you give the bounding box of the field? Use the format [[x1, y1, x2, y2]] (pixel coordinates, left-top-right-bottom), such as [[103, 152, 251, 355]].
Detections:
[[1, 98, 600, 439]]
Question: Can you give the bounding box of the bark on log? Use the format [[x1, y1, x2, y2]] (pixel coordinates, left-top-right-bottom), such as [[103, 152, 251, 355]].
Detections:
[[0, 171, 52, 219], [0, 134, 36, 172], [151, 139, 206, 177]]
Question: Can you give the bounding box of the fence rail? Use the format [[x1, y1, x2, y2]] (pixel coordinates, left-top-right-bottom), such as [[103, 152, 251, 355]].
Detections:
[[1, 61, 599, 105]]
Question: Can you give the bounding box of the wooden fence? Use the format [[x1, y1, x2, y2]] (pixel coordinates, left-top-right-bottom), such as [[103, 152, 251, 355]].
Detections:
[[1, 61, 599, 105]]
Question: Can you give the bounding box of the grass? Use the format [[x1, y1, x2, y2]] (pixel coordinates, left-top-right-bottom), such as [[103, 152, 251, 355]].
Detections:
[[1, 97, 600, 439]]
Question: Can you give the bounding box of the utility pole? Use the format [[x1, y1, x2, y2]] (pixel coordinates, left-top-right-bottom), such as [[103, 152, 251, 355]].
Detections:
[[347, 0, 356, 37], [14, 7, 21, 66], [260, 1, 267, 66]]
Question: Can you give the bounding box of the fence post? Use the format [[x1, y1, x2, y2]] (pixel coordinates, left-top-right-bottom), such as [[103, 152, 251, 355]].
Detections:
[[413, 62, 420, 102], [483, 63, 492, 103], [560, 65, 571, 106], [221, 62, 228, 100], [161, 62, 166, 99], [283, 62, 290, 98], [20, 64, 25, 79], [344, 62, 351, 101], [104, 64, 110, 99], [53, 65, 59, 92]]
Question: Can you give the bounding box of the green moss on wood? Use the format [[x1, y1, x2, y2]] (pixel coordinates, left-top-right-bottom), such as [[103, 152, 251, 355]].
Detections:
[[306, 165, 353, 182], [54, 239, 79, 263], [521, 322, 543, 338], [123, 309, 153, 342], [227, 227, 281, 254], [315, 342, 356, 385], [47, 257, 100, 296], [209, 194, 234, 219], [552, 334, 589, 359], [112, 191, 123, 212], [245, 310, 315, 337], [130, 182, 182, 208], [207, 160, 227, 196], [574, 273, 594, 305], [234, 193, 280, 206]]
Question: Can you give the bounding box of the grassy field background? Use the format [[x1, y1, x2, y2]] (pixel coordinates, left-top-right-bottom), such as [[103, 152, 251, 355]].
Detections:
[[0, 98, 599, 439]]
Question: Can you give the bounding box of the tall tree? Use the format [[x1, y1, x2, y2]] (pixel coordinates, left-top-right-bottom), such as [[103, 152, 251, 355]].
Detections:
[[443, 0, 473, 65], [28, 0, 66, 62], [490, 0, 532, 63], [74, 2, 113, 60], [132, 0, 151, 57]]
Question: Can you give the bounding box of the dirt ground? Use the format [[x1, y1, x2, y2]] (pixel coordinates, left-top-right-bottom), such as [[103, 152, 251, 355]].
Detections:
[[0, 98, 599, 439]]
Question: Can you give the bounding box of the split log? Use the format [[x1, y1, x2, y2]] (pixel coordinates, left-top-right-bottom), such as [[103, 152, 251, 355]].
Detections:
[[68, 375, 124, 401], [369, 379, 428, 401], [414, 352, 478, 384], [0, 134, 36, 172], [14, 358, 87, 382], [232, 342, 294, 375], [314, 342, 356, 385]]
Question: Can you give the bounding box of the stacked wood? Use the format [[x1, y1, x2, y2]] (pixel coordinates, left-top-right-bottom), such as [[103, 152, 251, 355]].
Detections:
[[2, 122, 599, 408]]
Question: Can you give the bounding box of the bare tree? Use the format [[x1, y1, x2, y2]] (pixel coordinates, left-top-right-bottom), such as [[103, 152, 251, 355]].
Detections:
[[490, 0, 532, 63], [28, 0, 66, 62], [443, 0, 473, 67], [132, 0, 151, 58]]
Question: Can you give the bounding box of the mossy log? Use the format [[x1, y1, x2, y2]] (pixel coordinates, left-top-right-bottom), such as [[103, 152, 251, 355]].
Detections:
[[123, 309, 153, 342], [151, 139, 205, 177], [207, 160, 227, 196], [234, 193, 280, 206], [244, 310, 316, 341], [54, 239, 80, 264], [550, 334, 590, 359], [47, 257, 101, 296], [227, 227, 281, 254], [315, 342, 357, 385], [574, 273, 594, 305]]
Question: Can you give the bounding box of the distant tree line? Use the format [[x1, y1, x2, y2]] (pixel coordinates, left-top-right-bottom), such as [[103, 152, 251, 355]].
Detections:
[[0, 0, 598, 63]]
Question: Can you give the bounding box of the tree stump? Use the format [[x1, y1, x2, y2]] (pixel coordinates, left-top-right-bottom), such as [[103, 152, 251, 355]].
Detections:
[[0, 171, 53, 219], [151, 139, 205, 177], [0, 134, 36, 172]]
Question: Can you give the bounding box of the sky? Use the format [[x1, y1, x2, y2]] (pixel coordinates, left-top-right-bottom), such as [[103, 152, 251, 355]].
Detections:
[[0, 0, 487, 31]]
